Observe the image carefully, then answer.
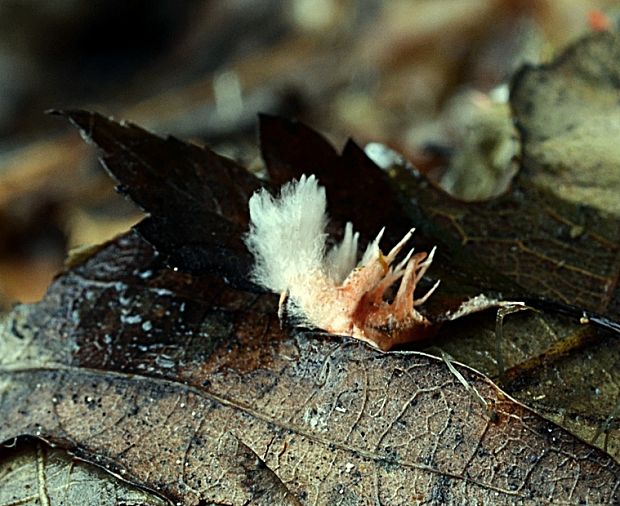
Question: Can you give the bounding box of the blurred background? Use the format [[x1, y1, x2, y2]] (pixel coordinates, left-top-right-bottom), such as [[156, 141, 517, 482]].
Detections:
[[0, 0, 615, 309]]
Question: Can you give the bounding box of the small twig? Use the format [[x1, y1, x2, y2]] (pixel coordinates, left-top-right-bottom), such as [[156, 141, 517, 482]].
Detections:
[[441, 350, 498, 422], [520, 297, 620, 336], [495, 302, 533, 378]]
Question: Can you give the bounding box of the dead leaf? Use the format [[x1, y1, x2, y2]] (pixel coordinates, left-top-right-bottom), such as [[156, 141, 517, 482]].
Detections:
[[511, 30, 620, 216], [54, 109, 263, 290], [383, 31, 620, 459], [2, 235, 618, 503], [61, 111, 620, 462], [0, 438, 166, 505], [1, 180, 619, 503]]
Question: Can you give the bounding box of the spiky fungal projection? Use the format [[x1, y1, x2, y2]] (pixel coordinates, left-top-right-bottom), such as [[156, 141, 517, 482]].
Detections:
[[244, 174, 439, 350]]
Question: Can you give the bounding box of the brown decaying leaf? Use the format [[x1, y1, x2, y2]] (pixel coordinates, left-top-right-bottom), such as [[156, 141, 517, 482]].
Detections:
[[0, 438, 166, 505], [388, 30, 620, 459], [56, 108, 620, 461], [4, 45, 620, 499], [512, 30, 620, 216], [1, 229, 619, 504], [54, 109, 263, 290], [394, 171, 619, 315]]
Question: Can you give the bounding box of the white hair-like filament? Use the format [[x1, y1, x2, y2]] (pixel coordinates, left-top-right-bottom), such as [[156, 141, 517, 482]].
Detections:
[[245, 174, 328, 293], [244, 174, 438, 349]]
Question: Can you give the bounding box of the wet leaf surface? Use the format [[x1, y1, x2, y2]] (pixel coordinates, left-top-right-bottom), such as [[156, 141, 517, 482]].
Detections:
[[389, 31, 620, 459], [5, 37, 620, 500], [1, 231, 619, 504], [0, 132, 620, 504], [0, 438, 166, 506]]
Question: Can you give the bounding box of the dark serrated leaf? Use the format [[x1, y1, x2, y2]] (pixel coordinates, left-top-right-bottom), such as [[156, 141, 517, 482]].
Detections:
[[55, 110, 263, 290], [259, 114, 411, 242]]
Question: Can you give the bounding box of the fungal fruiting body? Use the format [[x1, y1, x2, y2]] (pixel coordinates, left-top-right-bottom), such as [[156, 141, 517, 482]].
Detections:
[[244, 175, 439, 350]]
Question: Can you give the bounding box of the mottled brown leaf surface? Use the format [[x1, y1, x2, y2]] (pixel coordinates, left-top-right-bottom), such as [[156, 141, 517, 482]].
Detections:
[[1, 231, 618, 504], [386, 31, 620, 460], [0, 438, 166, 506], [395, 173, 619, 314], [512, 31, 620, 216], [256, 114, 620, 432]]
